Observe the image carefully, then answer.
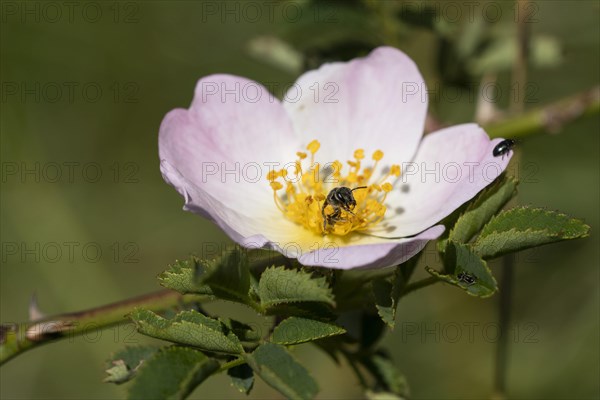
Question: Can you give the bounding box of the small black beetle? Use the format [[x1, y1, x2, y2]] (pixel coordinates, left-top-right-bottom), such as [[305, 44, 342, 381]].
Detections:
[[493, 139, 515, 159], [457, 272, 476, 286]]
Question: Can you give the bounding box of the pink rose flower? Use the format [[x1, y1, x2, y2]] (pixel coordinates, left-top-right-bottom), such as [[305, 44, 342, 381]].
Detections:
[[159, 47, 511, 269]]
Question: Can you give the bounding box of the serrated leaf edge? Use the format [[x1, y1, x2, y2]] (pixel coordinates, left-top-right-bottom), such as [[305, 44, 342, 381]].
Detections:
[[246, 344, 317, 399], [259, 266, 335, 308], [130, 309, 244, 354], [271, 318, 346, 345], [448, 175, 518, 242], [480, 206, 590, 238]]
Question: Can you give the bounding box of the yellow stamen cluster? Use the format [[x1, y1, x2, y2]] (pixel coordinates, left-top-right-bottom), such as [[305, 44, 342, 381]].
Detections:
[[268, 140, 401, 236]]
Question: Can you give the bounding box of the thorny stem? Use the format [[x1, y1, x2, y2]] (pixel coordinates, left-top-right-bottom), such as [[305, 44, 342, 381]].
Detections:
[[426, 86, 600, 137], [0, 290, 208, 365], [485, 86, 600, 139]]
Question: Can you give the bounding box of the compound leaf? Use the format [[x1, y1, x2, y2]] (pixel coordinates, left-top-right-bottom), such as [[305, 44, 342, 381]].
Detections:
[[130, 309, 243, 354]]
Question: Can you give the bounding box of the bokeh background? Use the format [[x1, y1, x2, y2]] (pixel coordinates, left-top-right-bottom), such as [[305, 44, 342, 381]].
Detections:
[[1, 0, 598, 398]]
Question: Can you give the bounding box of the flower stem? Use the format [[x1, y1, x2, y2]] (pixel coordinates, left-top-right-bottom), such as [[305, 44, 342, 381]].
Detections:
[[485, 86, 600, 139], [492, 5, 529, 396], [0, 290, 208, 366], [217, 357, 246, 373], [340, 349, 369, 388], [402, 276, 440, 296], [494, 254, 515, 398]]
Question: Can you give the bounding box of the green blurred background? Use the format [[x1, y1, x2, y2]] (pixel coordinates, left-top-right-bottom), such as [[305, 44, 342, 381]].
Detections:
[[1, 0, 598, 398]]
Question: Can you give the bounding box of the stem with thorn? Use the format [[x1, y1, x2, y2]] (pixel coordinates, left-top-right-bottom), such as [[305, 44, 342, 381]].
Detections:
[[426, 86, 600, 138], [485, 86, 600, 139], [0, 290, 208, 365]]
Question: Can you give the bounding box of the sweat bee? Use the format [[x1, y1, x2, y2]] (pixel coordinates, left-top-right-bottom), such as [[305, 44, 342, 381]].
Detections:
[[322, 186, 367, 232]]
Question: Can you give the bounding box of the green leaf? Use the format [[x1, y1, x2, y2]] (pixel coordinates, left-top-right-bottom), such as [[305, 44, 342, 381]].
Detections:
[[427, 242, 497, 298], [228, 363, 254, 394], [159, 250, 280, 300], [449, 175, 518, 243], [158, 257, 213, 295], [128, 346, 219, 400], [361, 353, 409, 398], [473, 207, 590, 259], [246, 343, 318, 400], [104, 361, 132, 385], [130, 309, 243, 354], [258, 266, 335, 310], [104, 345, 159, 384], [272, 317, 345, 345], [372, 279, 395, 328], [199, 248, 252, 304]]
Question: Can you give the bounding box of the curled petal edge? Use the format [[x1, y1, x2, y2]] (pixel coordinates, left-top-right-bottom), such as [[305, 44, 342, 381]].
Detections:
[[161, 159, 444, 270]]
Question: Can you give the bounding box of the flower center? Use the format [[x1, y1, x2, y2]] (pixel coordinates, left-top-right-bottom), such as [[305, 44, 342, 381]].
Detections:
[[268, 140, 401, 236]]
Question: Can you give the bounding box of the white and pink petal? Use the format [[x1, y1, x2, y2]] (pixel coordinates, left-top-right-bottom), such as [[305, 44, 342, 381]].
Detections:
[[378, 124, 512, 238], [298, 225, 445, 269], [283, 46, 429, 164], [159, 74, 299, 219]]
